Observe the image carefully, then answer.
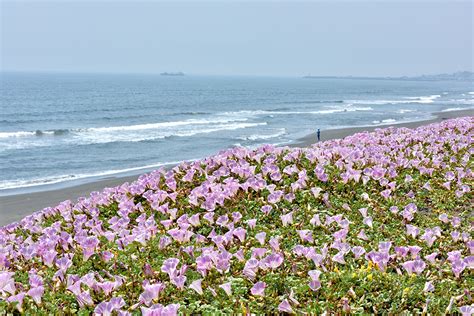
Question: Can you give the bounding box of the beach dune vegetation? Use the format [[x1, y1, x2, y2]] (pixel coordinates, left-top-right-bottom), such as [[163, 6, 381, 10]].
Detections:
[[0, 118, 473, 314]]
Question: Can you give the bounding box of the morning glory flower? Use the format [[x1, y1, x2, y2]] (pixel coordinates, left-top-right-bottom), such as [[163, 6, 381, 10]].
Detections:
[[233, 227, 247, 242], [402, 259, 426, 275], [7, 292, 25, 312], [161, 258, 180, 278], [139, 282, 166, 306], [451, 260, 466, 278], [0, 272, 16, 295], [280, 212, 294, 226], [255, 232, 266, 245], [357, 229, 369, 240], [459, 305, 474, 316], [278, 299, 294, 313], [26, 286, 44, 304], [189, 279, 203, 295], [297, 230, 314, 243], [141, 303, 180, 316], [424, 252, 438, 264], [250, 281, 266, 296], [246, 218, 257, 229], [352, 246, 366, 259], [332, 251, 346, 264], [219, 282, 232, 296], [423, 281, 434, 292], [264, 253, 284, 269]]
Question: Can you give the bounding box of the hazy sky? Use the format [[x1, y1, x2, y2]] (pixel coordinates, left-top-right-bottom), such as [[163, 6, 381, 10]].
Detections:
[[1, 1, 472, 76]]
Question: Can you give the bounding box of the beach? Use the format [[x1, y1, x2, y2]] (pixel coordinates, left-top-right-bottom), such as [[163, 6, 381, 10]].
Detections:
[[0, 108, 472, 227]]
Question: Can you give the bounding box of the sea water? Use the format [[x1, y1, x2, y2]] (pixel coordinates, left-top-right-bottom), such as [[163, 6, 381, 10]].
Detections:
[[1, 73, 472, 194]]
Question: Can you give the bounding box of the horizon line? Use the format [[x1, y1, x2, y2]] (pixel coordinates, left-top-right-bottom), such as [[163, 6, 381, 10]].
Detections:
[[1, 69, 473, 79]]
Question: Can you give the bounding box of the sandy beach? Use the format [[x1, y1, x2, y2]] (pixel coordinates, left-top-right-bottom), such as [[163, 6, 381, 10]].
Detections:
[[0, 108, 472, 227]]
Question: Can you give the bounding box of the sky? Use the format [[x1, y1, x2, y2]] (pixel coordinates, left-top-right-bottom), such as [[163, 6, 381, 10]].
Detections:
[[1, 0, 472, 77]]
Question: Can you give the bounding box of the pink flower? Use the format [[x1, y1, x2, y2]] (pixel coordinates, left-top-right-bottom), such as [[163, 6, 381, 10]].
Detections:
[[246, 218, 257, 229], [250, 281, 266, 296], [161, 258, 180, 278], [310, 214, 322, 226], [381, 189, 392, 198], [363, 216, 373, 228], [261, 205, 273, 215], [255, 232, 266, 245], [26, 286, 44, 304], [233, 227, 247, 242], [332, 251, 346, 264], [308, 269, 322, 288], [389, 206, 399, 214], [423, 281, 434, 292], [219, 282, 232, 296], [269, 236, 281, 251], [358, 208, 368, 218], [189, 279, 203, 295], [0, 272, 16, 295], [402, 259, 426, 275], [357, 229, 369, 240], [459, 305, 474, 316], [408, 245, 422, 259], [297, 230, 314, 243], [352, 246, 366, 259], [264, 253, 284, 269], [438, 213, 449, 223], [280, 212, 294, 226], [80, 236, 100, 261], [278, 299, 294, 313], [141, 303, 180, 316], [406, 225, 420, 238], [139, 282, 166, 306], [7, 292, 25, 311], [424, 252, 438, 264]]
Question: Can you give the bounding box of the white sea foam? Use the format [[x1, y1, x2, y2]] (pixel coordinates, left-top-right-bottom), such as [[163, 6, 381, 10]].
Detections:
[[441, 107, 464, 112], [372, 119, 397, 125], [0, 119, 267, 151], [220, 106, 373, 117], [236, 128, 286, 141], [348, 95, 440, 105], [76, 122, 267, 144], [453, 99, 474, 104], [468, 92, 474, 95], [0, 160, 186, 191], [82, 117, 246, 133], [398, 109, 416, 114], [0, 117, 249, 140], [0, 131, 37, 139]]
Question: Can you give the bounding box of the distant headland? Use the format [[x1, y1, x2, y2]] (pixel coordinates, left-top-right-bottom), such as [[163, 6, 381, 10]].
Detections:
[[303, 71, 473, 81], [160, 72, 185, 76]]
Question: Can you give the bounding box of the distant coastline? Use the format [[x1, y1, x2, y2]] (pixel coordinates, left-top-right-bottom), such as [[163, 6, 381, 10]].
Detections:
[[160, 72, 185, 76], [303, 71, 473, 81]]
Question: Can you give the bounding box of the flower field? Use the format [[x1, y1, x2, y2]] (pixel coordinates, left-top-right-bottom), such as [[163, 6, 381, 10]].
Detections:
[[1, 117, 473, 314]]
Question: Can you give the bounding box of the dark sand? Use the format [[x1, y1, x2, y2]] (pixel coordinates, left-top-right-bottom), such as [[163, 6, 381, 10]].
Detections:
[[1, 109, 472, 226]]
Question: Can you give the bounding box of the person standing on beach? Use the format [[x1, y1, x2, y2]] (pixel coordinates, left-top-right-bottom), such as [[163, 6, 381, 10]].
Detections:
[[317, 129, 321, 141]]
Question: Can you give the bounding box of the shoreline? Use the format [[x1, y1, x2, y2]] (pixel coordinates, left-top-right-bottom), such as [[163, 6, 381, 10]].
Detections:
[[292, 108, 474, 147], [1, 108, 472, 226]]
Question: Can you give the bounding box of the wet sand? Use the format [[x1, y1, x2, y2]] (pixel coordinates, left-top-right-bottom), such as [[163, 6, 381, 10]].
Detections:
[[1, 108, 472, 226]]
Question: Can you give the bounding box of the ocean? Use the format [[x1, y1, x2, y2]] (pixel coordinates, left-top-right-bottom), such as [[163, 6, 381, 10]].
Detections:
[[0, 73, 473, 195]]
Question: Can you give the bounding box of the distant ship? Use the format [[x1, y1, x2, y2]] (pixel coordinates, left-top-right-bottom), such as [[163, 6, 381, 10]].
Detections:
[[160, 72, 185, 76]]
